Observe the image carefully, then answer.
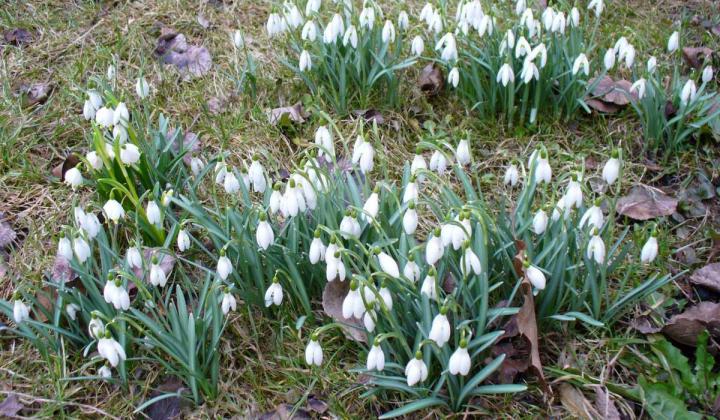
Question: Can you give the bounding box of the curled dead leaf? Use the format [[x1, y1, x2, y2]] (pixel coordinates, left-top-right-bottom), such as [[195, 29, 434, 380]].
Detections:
[[268, 102, 309, 126], [0, 219, 17, 249], [259, 403, 312, 420], [22, 82, 53, 106], [419, 63, 444, 96], [586, 76, 637, 113], [616, 185, 678, 221], [352, 109, 385, 125], [559, 383, 598, 420], [143, 376, 188, 420], [321, 280, 367, 343], [51, 256, 76, 284], [51, 154, 80, 181], [661, 301, 720, 346], [682, 46, 713, 69], [3, 28, 32, 46], [595, 387, 622, 420], [0, 394, 24, 417], [155, 28, 212, 79], [197, 13, 210, 29]]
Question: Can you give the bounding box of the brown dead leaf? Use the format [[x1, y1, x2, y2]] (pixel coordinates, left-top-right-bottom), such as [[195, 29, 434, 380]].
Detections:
[[595, 387, 621, 420], [559, 383, 598, 420], [207, 97, 226, 115], [689, 263, 720, 293], [0, 394, 24, 417], [268, 102, 309, 126], [131, 249, 175, 283], [3, 29, 32, 46], [631, 315, 662, 335], [0, 219, 16, 249], [143, 376, 188, 420], [321, 280, 367, 343], [306, 395, 328, 414], [22, 82, 53, 106], [682, 47, 713, 69], [712, 24, 720, 37], [155, 28, 212, 79], [616, 185, 678, 221], [197, 13, 210, 29], [51, 256, 76, 284], [352, 109, 385, 125], [419, 63, 444, 96], [662, 301, 720, 346], [586, 76, 637, 113], [585, 98, 621, 114], [259, 403, 312, 420], [51, 154, 80, 181]]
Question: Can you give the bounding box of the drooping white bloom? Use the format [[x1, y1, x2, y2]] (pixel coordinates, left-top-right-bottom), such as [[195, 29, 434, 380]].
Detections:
[[98, 365, 112, 379], [299, 50, 312, 72], [603, 48, 616, 70], [461, 246, 482, 277], [264, 281, 283, 307], [309, 234, 326, 265], [588, 0, 604, 17], [529, 43, 547, 68], [702, 66, 714, 84], [382, 20, 396, 43], [98, 336, 126, 367], [403, 205, 418, 235], [532, 210, 548, 234], [367, 344, 385, 371], [647, 56, 657, 74], [135, 77, 150, 99], [95, 107, 114, 128], [107, 65, 115, 79], [246, 158, 266, 194], [552, 196, 568, 222], [58, 236, 73, 260], [305, 0, 320, 15], [343, 25, 358, 48], [377, 251, 400, 278], [221, 291, 237, 314], [88, 315, 105, 339], [504, 164, 519, 187], [72, 235, 91, 263], [119, 143, 140, 165], [352, 136, 375, 174], [497, 63, 515, 87], [587, 232, 606, 264], [534, 154, 552, 184], [83, 91, 102, 120], [405, 355, 429, 386], [342, 287, 365, 319], [396, 10, 410, 31], [64, 167, 83, 190], [339, 211, 361, 239], [403, 258, 421, 282], [223, 170, 240, 194], [425, 231, 444, 265], [113, 102, 129, 127], [362, 190, 379, 222], [435, 33, 458, 62], [104, 279, 130, 311], [640, 236, 658, 263], [266, 13, 286, 37], [176, 229, 190, 252], [13, 299, 29, 324], [667, 31, 679, 53], [85, 151, 103, 171], [448, 67, 460, 89], [363, 309, 376, 332], [323, 14, 344, 44], [631, 78, 647, 100], [66, 303, 79, 321], [520, 59, 539, 84], [283, 2, 303, 29], [411, 36, 425, 56], [429, 312, 451, 346], [305, 339, 323, 366], [455, 139, 470, 165], [680, 79, 697, 106], [314, 125, 333, 158], [603, 153, 621, 185], [565, 178, 583, 209], [428, 10, 443, 34], [149, 259, 168, 287], [325, 254, 347, 282], [449, 344, 471, 376], [570, 7, 580, 27], [126, 246, 142, 269], [146, 201, 161, 226], [103, 199, 125, 223], [429, 150, 448, 175], [232, 30, 244, 48], [525, 264, 546, 290], [572, 53, 590, 76], [301, 20, 318, 41], [269, 185, 283, 215], [420, 3, 434, 24], [256, 217, 274, 251], [421, 270, 438, 300], [359, 7, 375, 30], [217, 254, 232, 280], [580, 204, 604, 230], [551, 11, 566, 34]]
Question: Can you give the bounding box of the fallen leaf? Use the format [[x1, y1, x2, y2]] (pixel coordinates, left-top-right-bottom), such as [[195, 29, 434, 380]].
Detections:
[[155, 28, 212, 79], [595, 387, 621, 420], [682, 47, 713, 69], [268, 102, 309, 126], [306, 395, 328, 414], [712, 24, 720, 37], [22, 82, 53, 106], [131, 249, 175, 283], [352, 109, 385, 125], [586, 76, 637, 113], [419, 63, 444, 96], [559, 383, 598, 420], [259, 403, 312, 420], [51, 256, 76, 284], [616, 185, 678, 221], [168, 129, 200, 165], [197, 13, 210, 29], [585, 98, 621, 114], [321, 280, 367, 343], [631, 315, 662, 334], [143, 376, 187, 420], [0, 219, 16, 249], [51, 154, 81, 181], [207, 97, 226, 114], [0, 393, 24, 417], [3, 28, 32, 46], [661, 301, 720, 347]]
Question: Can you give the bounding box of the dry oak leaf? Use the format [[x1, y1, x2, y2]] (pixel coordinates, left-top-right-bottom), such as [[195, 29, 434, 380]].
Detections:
[[419, 63, 444, 96], [155, 28, 212, 79], [559, 383, 599, 420], [51, 154, 80, 181], [3, 28, 32, 46], [268, 102, 309, 126], [616, 185, 678, 221], [321, 279, 367, 343], [682, 47, 713, 69], [661, 301, 720, 347], [689, 263, 720, 293]]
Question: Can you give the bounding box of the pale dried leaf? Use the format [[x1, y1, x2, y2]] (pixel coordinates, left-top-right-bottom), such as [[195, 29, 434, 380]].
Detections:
[[268, 102, 309, 126], [559, 383, 598, 420], [662, 301, 720, 346], [0, 394, 24, 417], [321, 280, 367, 343], [3, 29, 32, 46], [595, 387, 621, 420], [616, 186, 678, 220], [419, 63, 444, 96], [682, 46, 713, 69]]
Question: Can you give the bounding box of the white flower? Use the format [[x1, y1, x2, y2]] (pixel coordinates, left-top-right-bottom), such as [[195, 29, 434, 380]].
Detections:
[[343, 25, 358, 48], [532, 210, 548, 235], [13, 299, 29, 324], [325, 256, 347, 282], [269, 186, 282, 215], [588, 0, 604, 17], [58, 236, 73, 260], [420, 3, 434, 24], [359, 7, 375, 30], [403, 258, 421, 282], [323, 14, 344, 44], [570, 7, 580, 27], [309, 235, 326, 265], [403, 181, 418, 204], [362, 191, 380, 222], [217, 254, 232, 280], [461, 246, 482, 277], [86, 151, 103, 170], [264, 281, 283, 307], [552, 196, 568, 222], [403, 206, 418, 235], [530, 44, 547, 68], [72, 236, 91, 262], [342, 287, 365, 319], [377, 251, 400, 278], [428, 11, 443, 34], [603, 153, 621, 185], [680, 79, 697, 106], [641, 236, 658, 263], [504, 164, 519, 186], [410, 36, 425, 56], [353, 137, 375, 174], [119, 144, 140, 165], [149, 259, 168, 287], [647, 56, 657, 74], [65, 303, 80, 321], [266, 13, 286, 37], [631, 78, 647, 100], [103, 199, 125, 223], [455, 139, 470, 165], [299, 50, 312, 72], [429, 150, 448, 175], [367, 344, 385, 371], [223, 171, 240, 194], [580, 205, 604, 230], [221, 291, 237, 314], [363, 309, 376, 332], [534, 155, 552, 184], [98, 365, 112, 379], [551, 11, 566, 34], [97, 336, 126, 367], [87, 316, 105, 339], [95, 107, 114, 128], [623, 45, 636, 68], [603, 48, 616, 70], [449, 344, 471, 376], [587, 233, 606, 264], [256, 217, 274, 251], [425, 231, 444, 265], [283, 3, 303, 29], [398, 11, 409, 30], [232, 30, 244, 48], [435, 33, 457, 62], [301, 20, 318, 41], [64, 167, 83, 190], [572, 54, 590, 76], [135, 77, 150, 99], [542, 7, 555, 30], [305, 0, 320, 15], [305, 338, 323, 366], [113, 102, 129, 127], [668, 31, 679, 53], [314, 125, 334, 158], [405, 355, 429, 386], [146, 201, 161, 226], [702, 66, 714, 84], [112, 123, 127, 142], [497, 63, 515, 87], [107, 65, 115, 79], [104, 279, 130, 311], [421, 271, 438, 300], [448, 67, 460, 89], [565, 178, 583, 209], [190, 157, 204, 176], [520, 59, 539, 84], [429, 312, 451, 346], [525, 264, 546, 290], [340, 212, 361, 239], [177, 229, 191, 252]]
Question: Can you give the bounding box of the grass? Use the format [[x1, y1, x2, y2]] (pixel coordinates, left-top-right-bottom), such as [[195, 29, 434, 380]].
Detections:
[[1, 0, 719, 417]]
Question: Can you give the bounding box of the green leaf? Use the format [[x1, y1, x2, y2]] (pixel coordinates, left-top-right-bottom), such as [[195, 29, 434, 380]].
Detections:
[[639, 377, 702, 420], [378, 397, 447, 419], [694, 330, 714, 393], [651, 337, 698, 395], [457, 354, 505, 404]]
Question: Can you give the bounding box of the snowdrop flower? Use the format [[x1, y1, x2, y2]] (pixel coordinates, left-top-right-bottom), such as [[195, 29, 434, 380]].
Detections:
[[362, 186, 380, 222], [702, 66, 713, 84], [113, 102, 129, 127], [520, 59, 539, 84], [405, 352, 428, 386], [570, 7, 580, 27], [149, 256, 168, 287], [98, 365, 112, 379], [504, 164, 519, 187], [314, 125, 334, 158], [631, 78, 647, 100], [525, 262, 546, 290], [455, 138, 470, 165], [64, 166, 83, 190], [305, 0, 320, 15], [266, 13, 285, 37], [667, 31, 679, 53], [221, 289, 237, 314], [515, 0, 527, 15], [421, 267, 438, 300], [529, 44, 547, 68], [376, 249, 400, 278], [126, 246, 142, 269], [343, 25, 358, 48], [267, 183, 282, 215], [398, 11, 409, 30], [88, 313, 105, 338], [323, 14, 344, 44], [189, 157, 204, 176], [552, 196, 568, 222], [623, 45, 636, 68], [363, 307, 376, 332], [680, 79, 697, 106], [425, 229, 444, 265], [326, 250, 347, 282], [403, 255, 421, 282], [515, 37, 531, 59], [217, 251, 232, 280], [107, 65, 115, 80], [103, 199, 125, 223], [641, 234, 658, 263], [175, 229, 190, 252], [551, 12, 566, 34], [532, 210, 548, 234], [255, 214, 274, 251], [428, 11, 443, 34], [497, 63, 514, 87], [86, 151, 103, 171], [79, 211, 100, 240], [461, 243, 482, 277], [98, 334, 126, 367], [72, 235, 91, 263], [572, 54, 590, 76], [309, 230, 326, 264], [565, 176, 583, 209], [429, 150, 448, 175], [367, 342, 385, 371], [449, 340, 471, 376], [403, 203, 418, 235], [283, 2, 302, 29], [95, 107, 114, 128], [339, 209, 361, 238], [83, 91, 103, 120], [299, 50, 312, 72], [305, 336, 323, 366], [66, 303, 79, 321], [146, 200, 161, 226], [647, 56, 657, 74], [411, 151, 427, 180], [587, 230, 606, 264], [13, 296, 29, 324], [541, 7, 555, 30], [232, 30, 244, 48], [120, 143, 140, 165], [135, 77, 150, 99], [429, 308, 451, 346], [419, 3, 434, 24], [436, 33, 457, 62], [352, 136, 375, 174], [247, 155, 267, 193], [265, 278, 284, 307], [580, 200, 604, 230], [359, 7, 375, 30], [533, 151, 552, 184], [301, 20, 318, 42], [448, 67, 460, 89], [223, 170, 240, 194], [342, 280, 365, 319], [602, 150, 621, 185], [57, 234, 73, 260], [411, 36, 424, 56], [104, 277, 130, 310], [588, 0, 604, 17], [603, 48, 616, 70]]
